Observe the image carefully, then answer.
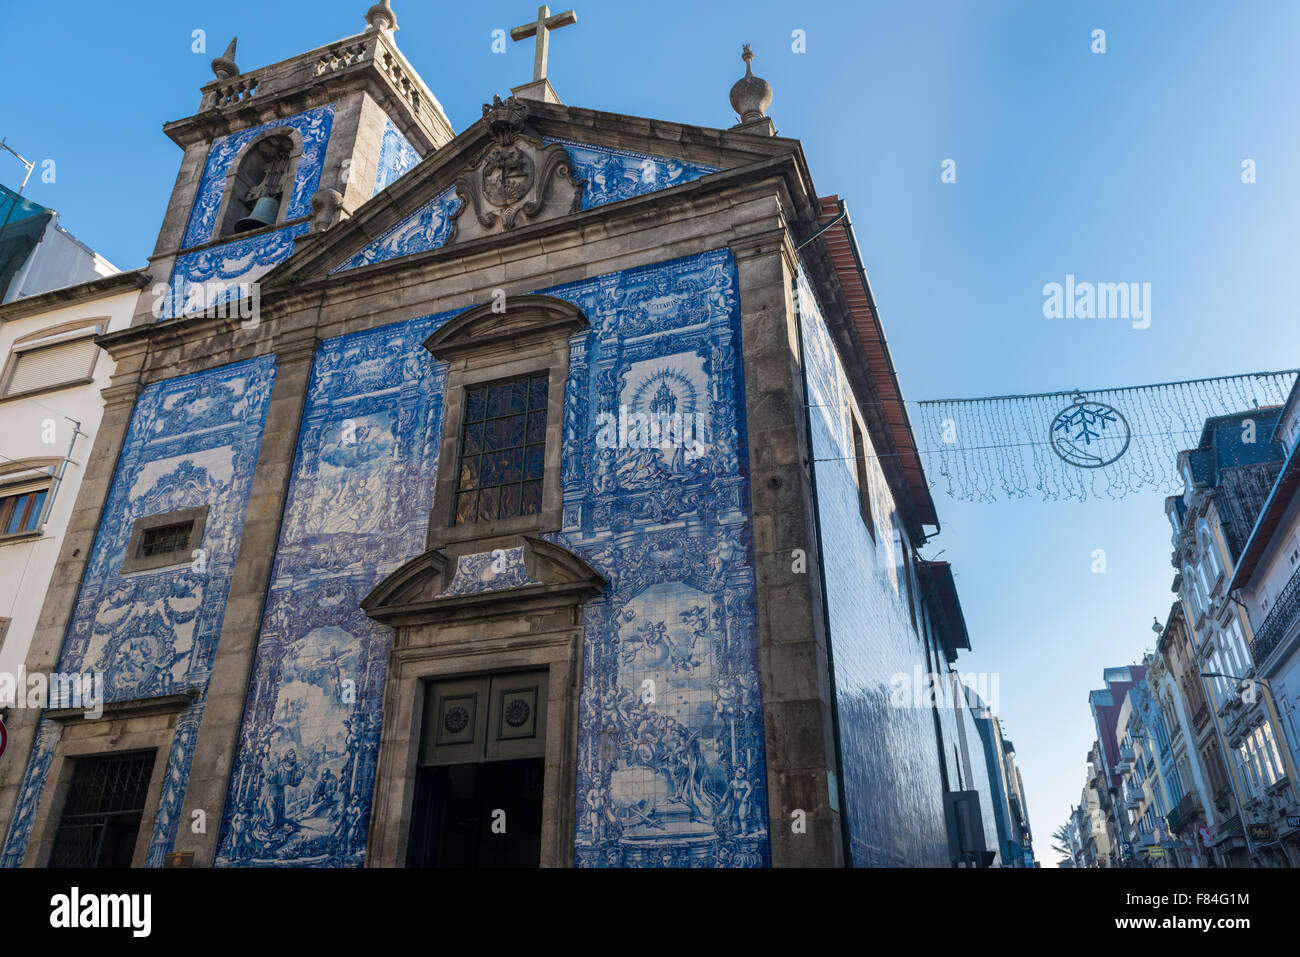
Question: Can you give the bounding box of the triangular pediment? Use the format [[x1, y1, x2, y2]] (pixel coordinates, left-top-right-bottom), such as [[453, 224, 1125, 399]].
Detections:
[[263, 96, 806, 285]]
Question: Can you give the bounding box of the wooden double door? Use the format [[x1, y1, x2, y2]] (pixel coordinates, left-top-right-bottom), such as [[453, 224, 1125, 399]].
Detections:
[[406, 670, 548, 868]]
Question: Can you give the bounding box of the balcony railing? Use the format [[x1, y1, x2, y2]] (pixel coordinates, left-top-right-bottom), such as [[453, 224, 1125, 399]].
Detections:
[[1252, 565, 1300, 666], [1166, 789, 1200, 834], [1117, 744, 1136, 770], [1192, 701, 1210, 733]]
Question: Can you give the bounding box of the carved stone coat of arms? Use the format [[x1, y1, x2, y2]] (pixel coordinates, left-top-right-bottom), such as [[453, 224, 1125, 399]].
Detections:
[[452, 95, 585, 242]]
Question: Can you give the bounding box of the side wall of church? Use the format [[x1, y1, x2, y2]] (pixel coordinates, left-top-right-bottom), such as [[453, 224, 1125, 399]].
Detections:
[[211, 248, 771, 867], [1, 357, 277, 866], [796, 267, 950, 867]]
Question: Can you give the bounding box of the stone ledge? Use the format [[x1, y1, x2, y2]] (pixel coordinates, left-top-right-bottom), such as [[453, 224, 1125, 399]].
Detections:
[[44, 688, 198, 723]]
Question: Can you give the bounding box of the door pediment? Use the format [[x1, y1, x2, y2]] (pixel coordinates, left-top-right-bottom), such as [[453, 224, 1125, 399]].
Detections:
[[361, 535, 605, 626]]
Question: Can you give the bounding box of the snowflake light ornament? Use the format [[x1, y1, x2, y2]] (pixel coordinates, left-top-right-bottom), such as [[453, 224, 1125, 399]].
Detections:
[[1049, 393, 1131, 468]]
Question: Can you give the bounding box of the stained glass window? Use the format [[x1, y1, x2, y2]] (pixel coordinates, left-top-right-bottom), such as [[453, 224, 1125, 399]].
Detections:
[[455, 372, 548, 524]]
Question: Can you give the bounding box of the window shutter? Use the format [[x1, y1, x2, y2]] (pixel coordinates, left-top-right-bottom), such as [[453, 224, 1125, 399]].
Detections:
[[4, 338, 99, 395]]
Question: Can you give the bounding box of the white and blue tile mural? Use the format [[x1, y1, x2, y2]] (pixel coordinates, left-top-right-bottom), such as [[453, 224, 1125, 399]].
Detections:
[[796, 266, 951, 867], [162, 221, 311, 321], [329, 140, 719, 274], [543, 139, 718, 210], [329, 184, 461, 274], [181, 105, 335, 250], [0, 357, 277, 867], [441, 547, 536, 597], [163, 104, 334, 320], [541, 249, 768, 867], [212, 248, 767, 867], [213, 315, 452, 866], [374, 118, 421, 194]]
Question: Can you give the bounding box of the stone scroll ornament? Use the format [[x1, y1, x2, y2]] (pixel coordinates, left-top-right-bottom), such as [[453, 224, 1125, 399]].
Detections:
[[452, 95, 584, 242], [913, 370, 1298, 502]]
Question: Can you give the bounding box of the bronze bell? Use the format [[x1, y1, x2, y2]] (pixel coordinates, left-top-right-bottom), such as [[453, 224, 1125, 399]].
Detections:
[[234, 195, 280, 232]]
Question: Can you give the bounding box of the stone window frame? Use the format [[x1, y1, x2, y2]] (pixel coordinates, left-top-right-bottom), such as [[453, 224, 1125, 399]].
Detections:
[[423, 294, 587, 552], [212, 127, 307, 242], [451, 370, 551, 527], [120, 505, 210, 575], [21, 716, 182, 867]]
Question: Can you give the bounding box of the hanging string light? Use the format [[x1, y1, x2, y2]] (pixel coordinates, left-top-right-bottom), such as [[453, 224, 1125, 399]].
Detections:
[[912, 370, 1298, 502]]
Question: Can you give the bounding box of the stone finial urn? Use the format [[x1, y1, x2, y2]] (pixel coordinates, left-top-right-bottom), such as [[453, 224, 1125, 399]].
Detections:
[[729, 45, 772, 123]]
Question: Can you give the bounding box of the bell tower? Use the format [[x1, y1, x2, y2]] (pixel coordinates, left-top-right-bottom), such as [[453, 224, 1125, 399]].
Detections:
[[136, 0, 454, 323]]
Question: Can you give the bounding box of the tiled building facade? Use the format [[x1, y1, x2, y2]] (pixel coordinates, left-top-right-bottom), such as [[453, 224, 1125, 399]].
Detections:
[[0, 7, 1007, 867]]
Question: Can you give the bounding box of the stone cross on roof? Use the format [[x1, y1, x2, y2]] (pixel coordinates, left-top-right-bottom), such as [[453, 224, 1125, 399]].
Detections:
[[510, 5, 577, 83]]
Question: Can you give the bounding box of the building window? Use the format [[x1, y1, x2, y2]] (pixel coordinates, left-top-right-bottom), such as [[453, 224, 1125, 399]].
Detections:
[[1182, 565, 1202, 618], [1, 325, 101, 399], [139, 521, 193, 558], [851, 416, 875, 542], [120, 506, 209, 574], [0, 485, 48, 537], [454, 372, 548, 525], [423, 294, 586, 549], [49, 751, 156, 868], [0, 616, 10, 657], [1199, 523, 1221, 588]]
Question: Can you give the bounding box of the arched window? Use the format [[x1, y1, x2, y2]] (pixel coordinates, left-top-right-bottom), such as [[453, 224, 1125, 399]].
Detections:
[[1199, 522, 1221, 583], [219, 132, 298, 237], [1183, 564, 1204, 618]]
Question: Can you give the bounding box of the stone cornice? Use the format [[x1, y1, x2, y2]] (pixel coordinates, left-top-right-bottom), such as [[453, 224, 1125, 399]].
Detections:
[[92, 163, 804, 382], [0, 270, 150, 323]]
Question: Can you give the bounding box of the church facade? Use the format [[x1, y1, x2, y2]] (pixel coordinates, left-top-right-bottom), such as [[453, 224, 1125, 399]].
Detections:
[[0, 4, 995, 868]]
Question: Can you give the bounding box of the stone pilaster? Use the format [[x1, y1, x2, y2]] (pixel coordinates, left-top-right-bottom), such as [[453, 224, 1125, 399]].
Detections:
[[732, 230, 844, 867], [170, 331, 318, 866]]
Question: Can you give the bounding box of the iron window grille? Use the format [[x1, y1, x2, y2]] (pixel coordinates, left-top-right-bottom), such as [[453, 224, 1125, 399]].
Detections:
[[49, 751, 156, 868]]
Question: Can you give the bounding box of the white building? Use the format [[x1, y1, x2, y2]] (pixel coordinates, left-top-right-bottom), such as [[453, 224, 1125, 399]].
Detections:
[[0, 271, 146, 692], [0, 185, 117, 304], [1229, 380, 1300, 866], [1168, 408, 1297, 866]]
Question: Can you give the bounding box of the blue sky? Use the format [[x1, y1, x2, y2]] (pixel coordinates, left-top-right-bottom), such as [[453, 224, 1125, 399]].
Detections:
[[3, 0, 1299, 862]]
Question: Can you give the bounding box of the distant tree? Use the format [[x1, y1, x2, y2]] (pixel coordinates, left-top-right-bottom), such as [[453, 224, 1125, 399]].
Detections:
[[1050, 822, 1074, 865]]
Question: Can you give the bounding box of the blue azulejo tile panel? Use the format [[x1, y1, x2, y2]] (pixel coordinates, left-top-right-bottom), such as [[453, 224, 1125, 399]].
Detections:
[[544, 139, 719, 209], [329, 185, 461, 274], [213, 314, 454, 867], [797, 266, 950, 867], [440, 548, 536, 596], [162, 221, 310, 321], [374, 118, 421, 194], [182, 105, 335, 250], [0, 356, 278, 868], [540, 249, 770, 867], [329, 140, 719, 275]]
